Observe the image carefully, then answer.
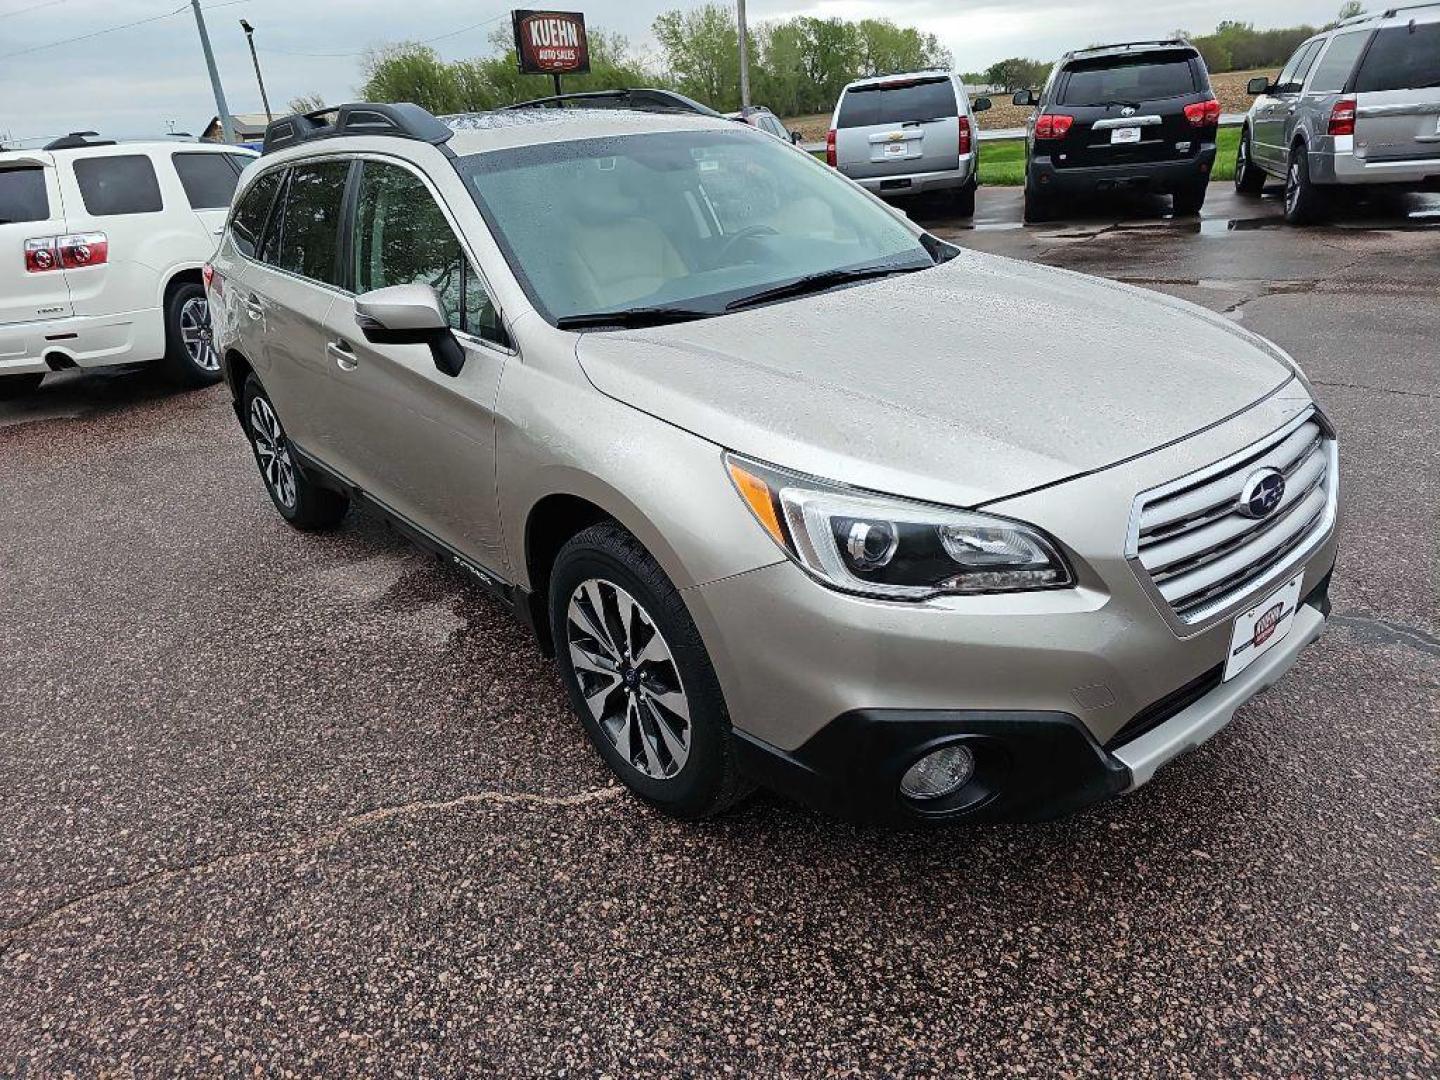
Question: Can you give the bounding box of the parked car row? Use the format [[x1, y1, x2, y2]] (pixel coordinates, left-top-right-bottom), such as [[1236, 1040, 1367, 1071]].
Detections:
[[190, 99, 1338, 825], [0, 135, 255, 397]]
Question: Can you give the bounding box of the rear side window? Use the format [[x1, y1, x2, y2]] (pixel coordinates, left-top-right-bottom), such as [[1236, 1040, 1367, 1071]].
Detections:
[[0, 167, 50, 224], [230, 169, 283, 259], [72, 154, 163, 215], [1354, 23, 1440, 93], [1058, 57, 1198, 105], [838, 78, 957, 127], [1309, 32, 1372, 94], [172, 152, 242, 209], [274, 160, 350, 286]]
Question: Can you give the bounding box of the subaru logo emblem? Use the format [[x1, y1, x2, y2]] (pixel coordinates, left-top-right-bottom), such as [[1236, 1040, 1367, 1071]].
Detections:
[[1239, 468, 1286, 519]]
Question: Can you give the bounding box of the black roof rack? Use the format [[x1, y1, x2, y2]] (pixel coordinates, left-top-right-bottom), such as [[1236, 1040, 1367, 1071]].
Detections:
[[500, 88, 721, 117], [261, 102, 454, 156], [1066, 39, 1194, 58], [44, 131, 117, 151]]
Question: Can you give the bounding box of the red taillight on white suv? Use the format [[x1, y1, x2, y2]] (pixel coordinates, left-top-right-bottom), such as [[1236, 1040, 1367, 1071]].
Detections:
[[1183, 98, 1222, 127], [825, 128, 837, 167], [1034, 114, 1074, 140], [24, 232, 108, 273], [958, 115, 973, 156], [1328, 97, 1357, 137]]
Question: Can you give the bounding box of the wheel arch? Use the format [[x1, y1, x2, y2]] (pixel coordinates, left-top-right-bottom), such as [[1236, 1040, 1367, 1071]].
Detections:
[[158, 265, 204, 310]]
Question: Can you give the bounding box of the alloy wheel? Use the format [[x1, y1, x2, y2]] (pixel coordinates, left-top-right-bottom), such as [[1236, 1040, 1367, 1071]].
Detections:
[[1234, 140, 1247, 190], [565, 578, 691, 780], [249, 396, 297, 509], [1286, 161, 1301, 215], [179, 296, 219, 372]]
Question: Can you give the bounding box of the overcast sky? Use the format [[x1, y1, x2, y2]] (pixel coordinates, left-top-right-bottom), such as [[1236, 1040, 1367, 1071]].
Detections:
[[1, 0, 1349, 145]]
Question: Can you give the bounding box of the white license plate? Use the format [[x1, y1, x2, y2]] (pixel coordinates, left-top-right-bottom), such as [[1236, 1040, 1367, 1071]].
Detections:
[[1111, 127, 1142, 144], [884, 142, 907, 157], [1224, 573, 1305, 681]]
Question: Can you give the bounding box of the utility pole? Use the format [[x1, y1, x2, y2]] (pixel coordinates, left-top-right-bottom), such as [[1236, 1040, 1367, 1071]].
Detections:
[[190, 0, 234, 143], [736, 0, 751, 110], [240, 20, 273, 121]]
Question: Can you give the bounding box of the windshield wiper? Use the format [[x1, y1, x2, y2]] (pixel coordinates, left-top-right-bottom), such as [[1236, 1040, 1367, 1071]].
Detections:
[[725, 263, 930, 313], [555, 306, 718, 331]]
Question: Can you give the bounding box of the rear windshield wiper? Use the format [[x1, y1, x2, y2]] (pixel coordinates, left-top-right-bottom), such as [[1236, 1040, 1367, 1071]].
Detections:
[[725, 263, 930, 312], [555, 306, 718, 331]]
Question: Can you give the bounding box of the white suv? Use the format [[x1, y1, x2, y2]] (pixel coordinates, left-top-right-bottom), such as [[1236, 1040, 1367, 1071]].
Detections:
[[0, 135, 256, 397]]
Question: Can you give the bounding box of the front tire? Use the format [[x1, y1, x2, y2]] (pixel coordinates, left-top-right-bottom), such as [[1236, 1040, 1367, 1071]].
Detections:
[[0, 373, 44, 400], [157, 282, 223, 388], [549, 522, 752, 819], [1234, 129, 1266, 195], [240, 375, 349, 531], [1284, 145, 1327, 226]]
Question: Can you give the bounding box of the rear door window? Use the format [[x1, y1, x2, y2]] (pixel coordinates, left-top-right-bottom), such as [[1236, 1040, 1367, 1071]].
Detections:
[[273, 160, 350, 286], [0, 166, 50, 224], [1059, 57, 1197, 104], [1309, 31, 1372, 94], [230, 168, 283, 259], [838, 79, 957, 127], [1354, 23, 1440, 92], [172, 152, 243, 209], [72, 154, 163, 215]]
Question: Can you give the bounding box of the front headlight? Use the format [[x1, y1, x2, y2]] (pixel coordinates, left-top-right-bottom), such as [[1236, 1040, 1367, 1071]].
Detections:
[[726, 455, 1074, 600]]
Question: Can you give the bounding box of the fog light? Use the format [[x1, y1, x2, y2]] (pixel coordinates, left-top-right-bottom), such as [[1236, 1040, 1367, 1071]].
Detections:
[[900, 744, 975, 801]]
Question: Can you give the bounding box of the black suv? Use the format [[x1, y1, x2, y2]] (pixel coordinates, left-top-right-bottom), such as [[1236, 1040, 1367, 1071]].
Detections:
[[1014, 41, 1221, 222]]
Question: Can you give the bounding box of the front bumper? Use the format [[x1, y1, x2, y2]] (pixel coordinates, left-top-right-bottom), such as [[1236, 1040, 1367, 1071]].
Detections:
[[0, 308, 165, 376], [731, 570, 1332, 824], [1030, 144, 1217, 195]]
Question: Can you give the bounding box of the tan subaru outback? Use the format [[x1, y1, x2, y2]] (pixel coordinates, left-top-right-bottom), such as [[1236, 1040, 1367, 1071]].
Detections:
[[208, 102, 1339, 824]]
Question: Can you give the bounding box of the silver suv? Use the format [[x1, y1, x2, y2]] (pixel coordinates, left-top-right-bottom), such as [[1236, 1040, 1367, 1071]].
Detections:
[[1235, 3, 1440, 223], [827, 72, 991, 217], [210, 102, 1338, 825]]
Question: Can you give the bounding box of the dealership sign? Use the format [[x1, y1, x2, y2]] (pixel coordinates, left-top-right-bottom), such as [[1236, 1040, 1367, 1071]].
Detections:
[[512, 10, 591, 75]]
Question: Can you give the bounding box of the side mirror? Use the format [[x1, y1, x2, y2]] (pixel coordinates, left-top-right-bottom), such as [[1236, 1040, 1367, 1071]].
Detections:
[[1247, 77, 1271, 96], [973, 96, 992, 113], [791, 130, 802, 144], [355, 284, 465, 377], [1012, 90, 1036, 107]]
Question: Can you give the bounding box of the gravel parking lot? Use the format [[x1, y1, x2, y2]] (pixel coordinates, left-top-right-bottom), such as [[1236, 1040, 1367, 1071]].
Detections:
[[2, 183, 1436, 1077]]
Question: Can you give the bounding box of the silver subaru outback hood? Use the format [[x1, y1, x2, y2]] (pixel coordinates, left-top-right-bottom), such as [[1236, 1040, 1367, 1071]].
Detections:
[[576, 252, 1295, 508]]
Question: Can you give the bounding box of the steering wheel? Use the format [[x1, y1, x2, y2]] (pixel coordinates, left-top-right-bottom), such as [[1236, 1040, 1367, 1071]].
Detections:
[[712, 224, 778, 265]]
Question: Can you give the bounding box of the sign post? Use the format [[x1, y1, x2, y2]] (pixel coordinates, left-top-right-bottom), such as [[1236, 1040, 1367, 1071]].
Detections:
[[511, 10, 591, 98]]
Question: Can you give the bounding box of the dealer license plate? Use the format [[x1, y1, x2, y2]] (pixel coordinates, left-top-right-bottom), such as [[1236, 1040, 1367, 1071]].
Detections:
[[1224, 573, 1304, 681]]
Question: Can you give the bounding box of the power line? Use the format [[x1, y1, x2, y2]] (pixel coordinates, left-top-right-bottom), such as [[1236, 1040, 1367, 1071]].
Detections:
[[0, 0, 70, 21], [0, 0, 247, 62], [260, 11, 508, 59]]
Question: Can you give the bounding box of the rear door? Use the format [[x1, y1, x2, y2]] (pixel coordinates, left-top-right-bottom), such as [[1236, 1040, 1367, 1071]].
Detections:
[[1351, 17, 1440, 166], [834, 76, 961, 180], [0, 154, 73, 327], [1049, 51, 1207, 169]]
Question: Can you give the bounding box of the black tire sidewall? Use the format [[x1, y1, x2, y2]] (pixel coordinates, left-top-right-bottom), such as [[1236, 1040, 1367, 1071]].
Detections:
[[161, 283, 222, 387], [549, 526, 734, 817], [239, 375, 347, 530], [1286, 146, 1323, 225]]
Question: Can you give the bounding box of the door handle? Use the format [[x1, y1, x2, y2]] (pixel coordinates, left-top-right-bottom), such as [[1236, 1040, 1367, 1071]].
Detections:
[[327, 339, 358, 371], [242, 296, 264, 320]]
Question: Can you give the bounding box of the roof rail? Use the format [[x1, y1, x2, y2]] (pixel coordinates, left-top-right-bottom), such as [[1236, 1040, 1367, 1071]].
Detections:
[[501, 88, 721, 117], [44, 131, 117, 151], [261, 102, 454, 156], [1339, 1, 1440, 25]]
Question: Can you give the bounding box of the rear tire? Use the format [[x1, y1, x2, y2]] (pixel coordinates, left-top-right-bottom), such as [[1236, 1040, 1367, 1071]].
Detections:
[[1234, 129, 1267, 195], [549, 521, 753, 819], [240, 375, 349, 531], [1284, 145, 1327, 226], [1022, 179, 1053, 224], [954, 178, 976, 219], [0, 373, 44, 400], [157, 282, 223, 389], [1172, 182, 1208, 216]]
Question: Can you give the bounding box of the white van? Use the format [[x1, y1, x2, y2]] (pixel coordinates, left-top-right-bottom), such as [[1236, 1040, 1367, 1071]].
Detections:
[[0, 135, 256, 397]]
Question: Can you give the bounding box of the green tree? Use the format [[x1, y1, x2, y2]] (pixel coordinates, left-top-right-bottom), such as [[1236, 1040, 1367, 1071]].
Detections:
[[359, 43, 462, 114], [854, 18, 951, 76], [653, 3, 740, 110], [983, 57, 1050, 92], [288, 92, 326, 114]]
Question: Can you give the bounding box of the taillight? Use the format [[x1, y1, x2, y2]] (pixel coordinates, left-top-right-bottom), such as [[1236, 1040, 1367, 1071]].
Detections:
[[24, 232, 107, 273], [825, 128, 837, 167], [1183, 98, 1222, 128], [1328, 97, 1357, 136], [1034, 114, 1074, 140], [958, 115, 972, 156]]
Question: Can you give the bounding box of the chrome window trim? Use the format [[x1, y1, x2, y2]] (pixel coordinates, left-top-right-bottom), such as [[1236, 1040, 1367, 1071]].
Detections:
[[1124, 407, 1339, 635]]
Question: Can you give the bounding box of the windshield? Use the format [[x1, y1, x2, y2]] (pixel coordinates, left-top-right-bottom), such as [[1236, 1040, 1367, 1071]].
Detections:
[[1059, 56, 1198, 105], [455, 129, 933, 325]]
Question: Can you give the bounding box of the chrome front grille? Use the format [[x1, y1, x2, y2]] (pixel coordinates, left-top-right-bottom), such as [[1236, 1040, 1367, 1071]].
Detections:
[[1130, 412, 1337, 625]]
